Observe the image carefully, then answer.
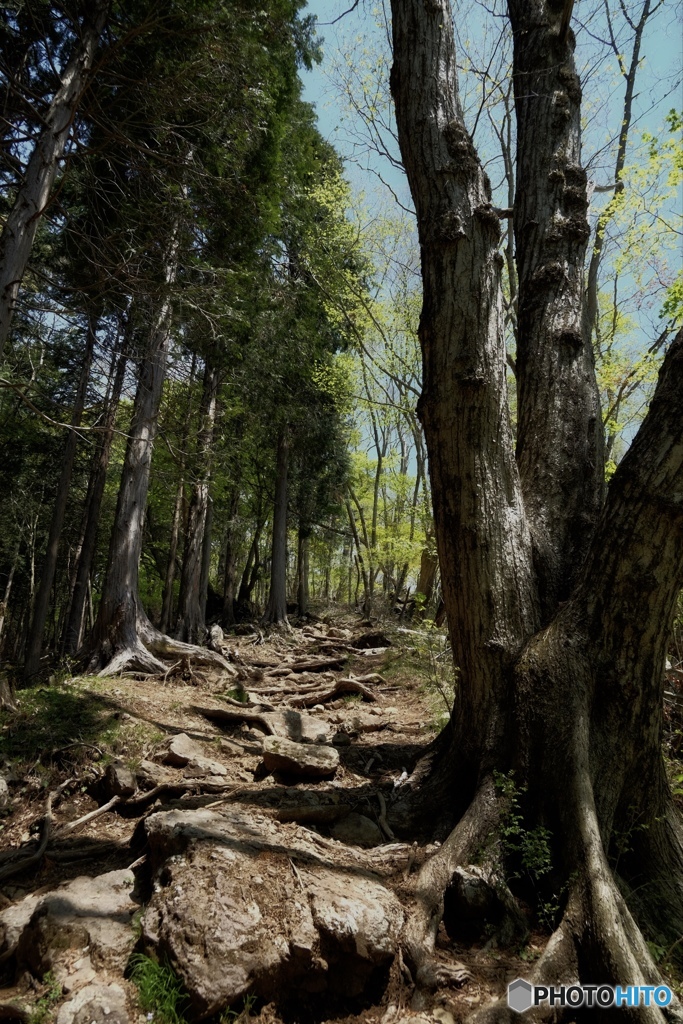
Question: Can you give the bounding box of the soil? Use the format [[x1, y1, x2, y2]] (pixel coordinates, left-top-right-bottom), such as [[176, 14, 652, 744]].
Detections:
[[0, 615, 593, 1024]]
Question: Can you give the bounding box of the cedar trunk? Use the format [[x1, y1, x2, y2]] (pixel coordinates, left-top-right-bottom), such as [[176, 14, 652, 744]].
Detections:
[[0, 0, 109, 359], [263, 428, 290, 625], [175, 361, 219, 643], [389, 0, 683, 1016]]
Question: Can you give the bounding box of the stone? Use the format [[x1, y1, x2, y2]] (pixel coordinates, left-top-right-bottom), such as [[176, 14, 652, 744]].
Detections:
[[142, 806, 403, 1015], [261, 736, 339, 778], [0, 776, 9, 810], [14, 869, 138, 974], [61, 955, 97, 994], [135, 760, 177, 789], [56, 983, 129, 1024], [0, 893, 41, 960], [162, 734, 228, 777], [264, 710, 331, 745], [330, 813, 383, 848], [103, 762, 136, 799]]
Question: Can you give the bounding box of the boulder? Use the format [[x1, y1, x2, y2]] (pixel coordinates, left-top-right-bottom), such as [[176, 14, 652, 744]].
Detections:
[[330, 813, 383, 848], [0, 893, 41, 961], [14, 869, 138, 974], [0, 776, 9, 810], [142, 806, 403, 1016], [261, 736, 339, 778], [162, 734, 228, 777], [55, 983, 128, 1024], [103, 761, 136, 799]]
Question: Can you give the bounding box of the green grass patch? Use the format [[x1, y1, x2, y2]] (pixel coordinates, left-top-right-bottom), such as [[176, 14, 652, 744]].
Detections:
[[29, 971, 62, 1024], [129, 954, 190, 1024]]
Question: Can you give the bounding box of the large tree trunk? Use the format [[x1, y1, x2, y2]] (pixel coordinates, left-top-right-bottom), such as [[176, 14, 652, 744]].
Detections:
[[175, 361, 219, 643], [24, 315, 97, 679], [0, 0, 110, 359], [159, 354, 197, 634], [296, 525, 310, 616], [85, 247, 232, 678], [62, 342, 127, 656], [263, 428, 290, 626], [389, 0, 683, 1016]]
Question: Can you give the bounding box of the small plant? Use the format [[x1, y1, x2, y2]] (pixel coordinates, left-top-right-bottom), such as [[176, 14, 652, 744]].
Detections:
[[220, 994, 257, 1024], [129, 954, 189, 1024], [29, 971, 62, 1024]]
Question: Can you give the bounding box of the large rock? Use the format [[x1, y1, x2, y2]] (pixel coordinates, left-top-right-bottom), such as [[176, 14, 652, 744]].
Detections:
[[13, 869, 138, 974], [264, 710, 331, 745], [330, 813, 383, 848], [261, 736, 339, 778], [162, 734, 228, 777], [103, 761, 136, 799], [142, 806, 404, 1016], [55, 983, 128, 1024], [0, 893, 41, 961]]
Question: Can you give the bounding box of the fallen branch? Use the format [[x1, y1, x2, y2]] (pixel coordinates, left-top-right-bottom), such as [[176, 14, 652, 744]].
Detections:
[[54, 794, 121, 836]]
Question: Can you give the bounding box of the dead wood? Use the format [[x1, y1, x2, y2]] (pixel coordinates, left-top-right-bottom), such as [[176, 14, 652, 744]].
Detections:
[[54, 794, 121, 835]]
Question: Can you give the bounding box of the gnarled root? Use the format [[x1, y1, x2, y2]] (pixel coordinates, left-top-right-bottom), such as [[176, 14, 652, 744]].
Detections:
[[403, 777, 525, 992], [465, 764, 683, 1023]]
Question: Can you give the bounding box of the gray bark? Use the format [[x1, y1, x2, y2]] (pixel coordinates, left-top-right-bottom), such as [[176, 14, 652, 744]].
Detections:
[[24, 315, 96, 678], [0, 0, 110, 359], [389, 0, 683, 1011], [509, 0, 604, 617], [264, 428, 290, 625], [62, 342, 127, 656], [176, 362, 219, 643]]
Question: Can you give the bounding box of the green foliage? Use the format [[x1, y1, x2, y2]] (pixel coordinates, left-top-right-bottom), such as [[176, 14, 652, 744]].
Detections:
[[129, 954, 190, 1024], [29, 971, 62, 1024]]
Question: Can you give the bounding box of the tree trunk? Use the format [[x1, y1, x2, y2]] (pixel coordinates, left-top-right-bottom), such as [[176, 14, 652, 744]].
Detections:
[[0, 0, 110, 359], [222, 485, 242, 628], [24, 315, 97, 678], [159, 354, 197, 633], [264, 428, 290, 625], [175, 361, 219, 643], [0, 540, 20, 653], [510, 0, 604, 618], [389, 0, 683, 1015], [297, 526, 310, 616], [62, 342, 127, 656], [237, 524, 262, 613]]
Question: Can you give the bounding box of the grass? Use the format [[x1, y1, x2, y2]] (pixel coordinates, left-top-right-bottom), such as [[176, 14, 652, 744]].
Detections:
[[0, 679, 163, 774], [129, 954, 190, 1024], [29, 971, 62, 1024]]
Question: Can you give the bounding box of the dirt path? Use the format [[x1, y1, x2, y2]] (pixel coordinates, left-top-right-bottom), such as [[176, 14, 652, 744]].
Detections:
[[0, 617, 540, 1024]]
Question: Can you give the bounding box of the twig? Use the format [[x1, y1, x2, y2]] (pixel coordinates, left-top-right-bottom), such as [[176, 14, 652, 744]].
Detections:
[[55, 794, 121, 835], [0, 778, 73, 883], [377, 792, 396, 841]]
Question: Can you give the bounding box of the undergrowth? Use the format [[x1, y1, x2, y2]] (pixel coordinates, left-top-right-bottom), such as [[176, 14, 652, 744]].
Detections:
[[129, 954, 190, 1024]]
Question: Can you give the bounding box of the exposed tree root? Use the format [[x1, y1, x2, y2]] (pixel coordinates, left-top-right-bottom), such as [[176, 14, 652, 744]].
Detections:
[[87, 608, 236, 678], [0, 778, 72, 883]]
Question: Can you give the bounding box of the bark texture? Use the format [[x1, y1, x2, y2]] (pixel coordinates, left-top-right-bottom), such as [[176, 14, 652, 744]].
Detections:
[[509, 0, 604, 618], [389, 0, 683, 1015], [264, 428, 290, 626], [24, 316, 96, 678], [0, 0, 110, 358], [175, 362, 219, 643]]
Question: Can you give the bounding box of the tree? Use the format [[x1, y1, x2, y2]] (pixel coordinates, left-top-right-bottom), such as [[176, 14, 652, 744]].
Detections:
[[389, 0, 683, 1013]]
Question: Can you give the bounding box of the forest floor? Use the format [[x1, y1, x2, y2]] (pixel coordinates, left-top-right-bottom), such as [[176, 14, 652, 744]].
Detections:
[[1, 614, 681, 1024]]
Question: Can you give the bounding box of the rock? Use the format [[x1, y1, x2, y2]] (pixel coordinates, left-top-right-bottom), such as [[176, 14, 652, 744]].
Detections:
[[142, 806, 403, 1015], [136, 759, 177, 789], [14, 869, 138, 974], [261, 736, 339, 778], [60, 955, 97, 993], [351, 630, 391, 650], [303, 868, 404, 994], [163, 733, 205, 766], [331, 731, 351, 746], [265, 709, 331, 745], [330, 813, 383, 848], [103, 761, 136, 799], [0, 776, 9, 810], [0, 893, 41, 960], [162, 734, 228, 777], [56, 983, 128, 1024]]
